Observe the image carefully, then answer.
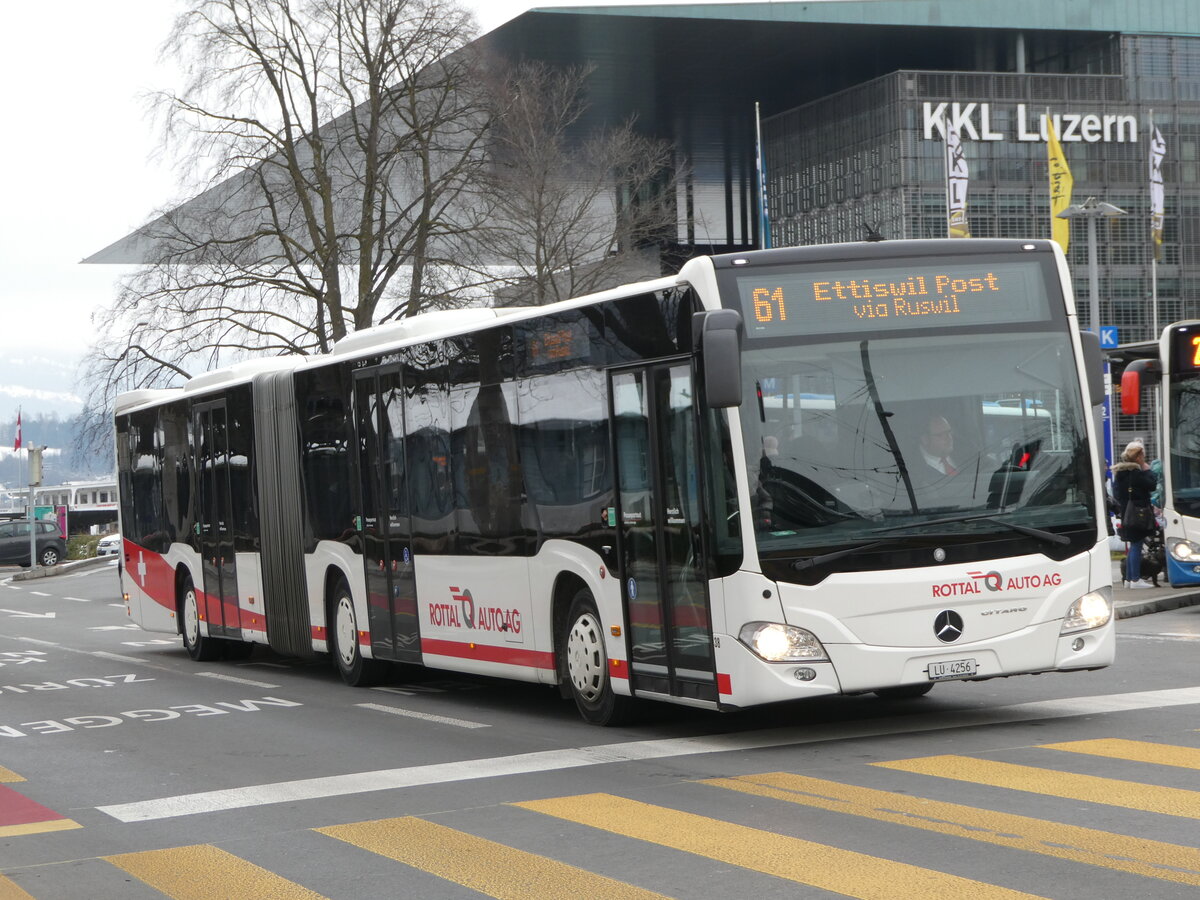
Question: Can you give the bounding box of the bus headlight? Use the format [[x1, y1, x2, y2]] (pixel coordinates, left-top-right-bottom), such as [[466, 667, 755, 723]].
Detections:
[[1167, 537, 1200, 562], [739, 622, 828, 662], [1060, 590, 1112, 634]]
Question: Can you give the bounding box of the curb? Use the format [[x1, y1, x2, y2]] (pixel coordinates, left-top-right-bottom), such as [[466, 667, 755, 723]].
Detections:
[[1115, 589, 1200, 619], [9, 556, 116, 583]]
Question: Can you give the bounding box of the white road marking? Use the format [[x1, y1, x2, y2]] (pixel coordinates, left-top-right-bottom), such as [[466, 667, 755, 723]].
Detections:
[[95, 685, 1200, 823], [357, 702, 488, 729], [1119, 632, 1200, 642], [0, 609, 55, 619], [195, 672, 280, 689], [65, 597, 91, 602], [30, 591, 50, 597]]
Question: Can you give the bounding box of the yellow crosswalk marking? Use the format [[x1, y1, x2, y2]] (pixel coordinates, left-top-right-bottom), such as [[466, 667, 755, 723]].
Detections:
[[706, 772, 1200, 886], [104, 845, 327, 900], [875, 755, 1200, 818], [515, 792, 1046, 899], [0, 875, 35, 899], [1038, 738, 1200, 769], [318, 817, 670, 900]]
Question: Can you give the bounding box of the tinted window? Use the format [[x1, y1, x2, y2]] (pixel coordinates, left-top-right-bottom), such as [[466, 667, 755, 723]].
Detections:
[[297, 366, 353, 545]]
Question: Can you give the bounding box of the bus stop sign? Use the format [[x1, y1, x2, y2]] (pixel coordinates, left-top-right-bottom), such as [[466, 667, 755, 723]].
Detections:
[[1100, 326, 1118, 349]]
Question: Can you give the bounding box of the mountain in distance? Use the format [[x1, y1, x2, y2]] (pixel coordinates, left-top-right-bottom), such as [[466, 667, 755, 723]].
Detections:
[[0, 345, 113, 490]]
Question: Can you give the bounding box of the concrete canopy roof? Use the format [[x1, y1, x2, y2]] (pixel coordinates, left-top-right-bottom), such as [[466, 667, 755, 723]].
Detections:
[[87, 0, 1198, 264]]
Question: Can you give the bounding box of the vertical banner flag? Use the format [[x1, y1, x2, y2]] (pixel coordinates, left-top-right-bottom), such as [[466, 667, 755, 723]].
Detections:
[[755, 101, 772, 249], [1150, 124, 1166, 261], [13, 409, 20, 452], [1047, 114, 1073, 252], [944, 118, 970, 238]]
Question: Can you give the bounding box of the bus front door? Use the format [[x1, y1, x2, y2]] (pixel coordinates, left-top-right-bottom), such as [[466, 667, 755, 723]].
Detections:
[[354, 368, 420, 663], [193, 402, 240, 638], [611, 363, 716, 703]]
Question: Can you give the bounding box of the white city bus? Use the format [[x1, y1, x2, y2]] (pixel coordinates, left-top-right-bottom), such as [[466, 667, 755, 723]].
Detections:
[[115, 238, 1114, 725], [1119, 319, 1200, 586]]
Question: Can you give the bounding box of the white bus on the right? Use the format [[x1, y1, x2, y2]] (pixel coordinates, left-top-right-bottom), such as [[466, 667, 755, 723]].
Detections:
[[1122, 320, 1200, 586]]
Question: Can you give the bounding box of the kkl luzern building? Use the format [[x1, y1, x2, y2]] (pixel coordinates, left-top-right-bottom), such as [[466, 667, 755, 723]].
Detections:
[[484, 1, 1200, 450]]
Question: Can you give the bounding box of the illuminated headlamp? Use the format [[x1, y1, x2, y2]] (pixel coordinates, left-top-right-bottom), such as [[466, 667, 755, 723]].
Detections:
[[738, 622, 828, 662], [1060, 590, 1112, 634], [1167, 537, 1200, 562]]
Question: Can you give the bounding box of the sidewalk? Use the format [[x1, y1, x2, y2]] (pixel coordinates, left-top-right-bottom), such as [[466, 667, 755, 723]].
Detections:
[[1111, 559, 1200, 619]]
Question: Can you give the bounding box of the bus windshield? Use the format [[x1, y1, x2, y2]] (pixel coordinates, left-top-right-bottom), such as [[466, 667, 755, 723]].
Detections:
[[741, 328, 1095, 562], [1168, 372, 1200, 517]]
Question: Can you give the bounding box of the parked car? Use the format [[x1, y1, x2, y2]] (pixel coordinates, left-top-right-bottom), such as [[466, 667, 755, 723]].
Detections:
[[96, 533, 122, 557], [0, 520, 67, 567]]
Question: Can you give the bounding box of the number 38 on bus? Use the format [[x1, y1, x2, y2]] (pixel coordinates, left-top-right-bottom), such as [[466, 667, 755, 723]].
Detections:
[[115, 238, 1114, 724]]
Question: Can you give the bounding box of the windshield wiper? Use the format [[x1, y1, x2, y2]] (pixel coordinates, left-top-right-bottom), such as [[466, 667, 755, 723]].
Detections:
[[869, 511, 1070, 546], [789, 539, 897, 571]]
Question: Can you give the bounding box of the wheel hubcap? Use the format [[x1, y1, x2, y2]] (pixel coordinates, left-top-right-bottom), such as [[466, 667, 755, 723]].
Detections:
[[336, 596, 358, 667], [566, 612, 605, 702], [184, 590, 199, 645]]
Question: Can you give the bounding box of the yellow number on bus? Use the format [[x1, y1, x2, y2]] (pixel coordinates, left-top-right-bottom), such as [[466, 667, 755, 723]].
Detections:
[[1192, 335, 1200, 367], [752, 287, 787, 322]]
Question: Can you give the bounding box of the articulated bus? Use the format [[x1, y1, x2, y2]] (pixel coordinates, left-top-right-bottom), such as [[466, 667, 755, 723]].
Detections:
[[1120, 320, 1200, 586], [115, 238, 1114, 725]]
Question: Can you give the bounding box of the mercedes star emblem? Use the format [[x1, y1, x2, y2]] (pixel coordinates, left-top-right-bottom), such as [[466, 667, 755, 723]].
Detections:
[[934, 609, 964, 643]]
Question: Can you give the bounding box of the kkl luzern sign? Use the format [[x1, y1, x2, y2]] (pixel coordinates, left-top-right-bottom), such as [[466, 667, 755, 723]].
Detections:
[[923, 103, 1138, 143]]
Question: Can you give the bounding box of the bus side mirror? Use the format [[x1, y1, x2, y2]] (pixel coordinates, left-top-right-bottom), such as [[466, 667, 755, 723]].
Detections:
[[694, 310, 743, 408], [1120, 358, 1161, 416], [1078, 331, 1104, 407]]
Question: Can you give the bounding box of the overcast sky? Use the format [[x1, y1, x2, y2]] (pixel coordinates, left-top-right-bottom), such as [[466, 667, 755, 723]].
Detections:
[[0, 0, 716, 374]]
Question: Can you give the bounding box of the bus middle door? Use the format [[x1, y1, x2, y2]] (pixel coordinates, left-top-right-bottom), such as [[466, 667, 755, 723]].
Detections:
[[610, 362, 716, 704], [354, 368, 420, 663]]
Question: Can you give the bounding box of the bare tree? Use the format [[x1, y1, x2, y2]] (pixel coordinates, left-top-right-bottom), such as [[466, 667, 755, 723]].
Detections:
[[467, 61, 678, 305], [82, 0, 489, 399]]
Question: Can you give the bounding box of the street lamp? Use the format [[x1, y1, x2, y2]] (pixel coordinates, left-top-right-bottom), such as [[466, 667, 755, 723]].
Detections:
[[1056, 197, 1128, 335]]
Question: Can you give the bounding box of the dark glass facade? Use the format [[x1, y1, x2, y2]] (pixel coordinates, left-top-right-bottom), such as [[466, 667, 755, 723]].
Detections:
[[764, 35, 1200, 451]]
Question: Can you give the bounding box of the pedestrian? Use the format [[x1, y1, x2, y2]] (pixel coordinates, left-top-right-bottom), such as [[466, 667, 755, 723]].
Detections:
[[1111, 440, 1157, 589]]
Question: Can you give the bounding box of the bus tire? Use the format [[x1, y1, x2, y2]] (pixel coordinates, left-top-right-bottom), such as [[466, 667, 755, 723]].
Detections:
[[330, 579, 383, 687], [562, 588, 633, 726], [180, 575, 221, 662], [874, 683, 934, 700]]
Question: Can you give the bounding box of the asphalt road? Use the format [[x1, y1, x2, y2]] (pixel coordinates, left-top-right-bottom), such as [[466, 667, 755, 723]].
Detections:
[[1, 561, 1199, 899]]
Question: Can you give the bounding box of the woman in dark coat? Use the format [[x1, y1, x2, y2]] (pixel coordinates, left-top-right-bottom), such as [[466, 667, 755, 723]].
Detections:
[[1111, 440, 1158, 589]]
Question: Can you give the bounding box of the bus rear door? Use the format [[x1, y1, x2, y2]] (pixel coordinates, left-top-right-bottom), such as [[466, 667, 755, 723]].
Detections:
[[193, 401, 241, 638], [610, 362, 717, 703]]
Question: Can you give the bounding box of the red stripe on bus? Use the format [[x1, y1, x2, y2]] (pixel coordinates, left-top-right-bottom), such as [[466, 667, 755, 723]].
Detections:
[[609, 658, 629, 680], [0, 785, 67, 827], [421, 638, 556, 671], [124, 544, 176, 612], [717, 673, 732, 695]]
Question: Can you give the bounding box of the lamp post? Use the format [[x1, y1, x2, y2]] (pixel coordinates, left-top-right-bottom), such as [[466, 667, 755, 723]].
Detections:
[[1055, 197, 1128, 335], [1056, 197, 1129, 472]]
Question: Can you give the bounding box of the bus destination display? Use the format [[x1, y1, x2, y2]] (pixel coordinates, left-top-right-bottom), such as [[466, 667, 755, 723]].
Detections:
[[1169, 324, 1200, 372], [734, 259, 1052, 338]]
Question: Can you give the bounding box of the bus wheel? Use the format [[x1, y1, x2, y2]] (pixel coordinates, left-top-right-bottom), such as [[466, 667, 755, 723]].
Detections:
[[562, 589, 633, 726], [180, 576, 220, 662], [874, 683, 934, 700], [331, 580, 382, 687]]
